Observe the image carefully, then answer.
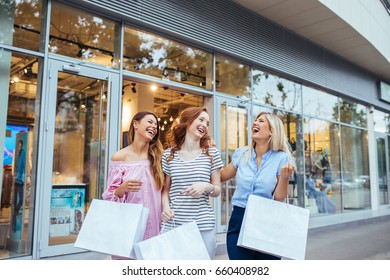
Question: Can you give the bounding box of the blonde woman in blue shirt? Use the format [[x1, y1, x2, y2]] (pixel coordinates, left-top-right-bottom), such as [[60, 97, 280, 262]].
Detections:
[[221, 111, 294, 260]]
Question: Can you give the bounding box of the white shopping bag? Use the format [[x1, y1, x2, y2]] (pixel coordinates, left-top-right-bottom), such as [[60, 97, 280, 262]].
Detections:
[[74, 199, 149, 258], [237, 195, 310, 260], [133, 221, 210, 260]]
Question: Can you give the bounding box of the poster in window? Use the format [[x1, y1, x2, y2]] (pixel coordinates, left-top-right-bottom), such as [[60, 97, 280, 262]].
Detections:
[[10, 132, 28, 241], [50, 185, 86, 237]]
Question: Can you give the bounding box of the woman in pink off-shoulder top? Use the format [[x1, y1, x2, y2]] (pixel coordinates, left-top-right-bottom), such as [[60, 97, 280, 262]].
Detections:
[[102, 111, 164, 260]]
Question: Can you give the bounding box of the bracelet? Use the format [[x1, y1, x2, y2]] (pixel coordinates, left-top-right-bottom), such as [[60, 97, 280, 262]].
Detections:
[[207, 185, 215, 195]]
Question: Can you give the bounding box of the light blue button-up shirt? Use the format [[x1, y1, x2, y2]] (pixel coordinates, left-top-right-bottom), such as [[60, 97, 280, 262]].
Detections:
[[231, 147, 291, 208]]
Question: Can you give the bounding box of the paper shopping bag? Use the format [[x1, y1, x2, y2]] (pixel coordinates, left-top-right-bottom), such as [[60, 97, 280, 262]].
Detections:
[[237, 195, 309, 260], [133, 221, 210, 260], [74, 199, 149, 258]]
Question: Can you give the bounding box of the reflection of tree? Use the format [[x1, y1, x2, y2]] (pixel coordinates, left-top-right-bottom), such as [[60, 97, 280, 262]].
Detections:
[[215, 57, 251, 97], [125, 30, 210, 85], [333, 100, 366, 127], [386, 114, 390, 133], [253, 71, 300, 111], [1, 0, 41, 48]]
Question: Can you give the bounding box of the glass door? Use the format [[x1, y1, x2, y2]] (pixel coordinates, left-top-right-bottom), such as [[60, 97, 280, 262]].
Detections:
[[215, 97, 250, 233], [38, 60, 119, 257], [376, 134, 389, 206]]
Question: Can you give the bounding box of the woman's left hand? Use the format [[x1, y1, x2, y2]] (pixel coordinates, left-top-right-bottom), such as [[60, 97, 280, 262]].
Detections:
[[280, 162, 294, 179], [181, 182, 207, 198]]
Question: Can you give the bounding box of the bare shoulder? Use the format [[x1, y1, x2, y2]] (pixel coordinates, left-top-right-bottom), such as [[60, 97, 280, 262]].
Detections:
[[111, 148, 130, 161]]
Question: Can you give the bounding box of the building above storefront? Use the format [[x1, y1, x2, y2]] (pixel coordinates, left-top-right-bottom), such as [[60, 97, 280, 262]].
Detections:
[[233, 0, 390, 83]]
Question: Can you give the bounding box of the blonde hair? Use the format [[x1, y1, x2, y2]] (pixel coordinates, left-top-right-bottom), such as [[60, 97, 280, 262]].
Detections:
[[242, 112, 292, 164]]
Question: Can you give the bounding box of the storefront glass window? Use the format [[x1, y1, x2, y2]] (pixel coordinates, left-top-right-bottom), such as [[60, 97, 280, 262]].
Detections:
[[0, 50, 40, 259], [123, 27, 213, 91], [339, 98, 367, 127], [302, 85, 339, 122], [303, 117, 341, 215], [216, 55, 251, 99], [49, 1, 120, 69], [374, 110, 390, 133], [121, 80, 204, 148], [0, 0, 43, 52], [340, 126, 370, 210], [253, 70, 302, 113]]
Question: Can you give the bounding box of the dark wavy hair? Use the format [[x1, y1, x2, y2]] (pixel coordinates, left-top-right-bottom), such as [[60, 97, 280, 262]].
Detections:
[[165, 107, 212, 162], [128, 111, 164, 189]]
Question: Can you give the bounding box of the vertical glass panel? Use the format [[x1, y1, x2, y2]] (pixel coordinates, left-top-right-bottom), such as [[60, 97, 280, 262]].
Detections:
[[373, 110, 390, 133], [302, 85, 339, 122], [220, 103, 227, 227], [121, 80, 204, 148], [377, 137, 388, 205], [340, 126, 370, 209], [252, 69, 302, 113], [0, 0, 43, 52], [123, 27, 213, 90], [387, 136, 390, 204], [303, 117, 340, 215], [0, 51, 40, 259], [50, 2, 120, 68], [339, 98, 367, 127], [49, 73, 107, 246], [215, 54, 251, 99], [223, 106, 248, 225]]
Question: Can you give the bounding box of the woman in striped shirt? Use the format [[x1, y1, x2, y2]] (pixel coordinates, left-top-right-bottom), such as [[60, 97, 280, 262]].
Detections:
[[161, 107, 223, 259]]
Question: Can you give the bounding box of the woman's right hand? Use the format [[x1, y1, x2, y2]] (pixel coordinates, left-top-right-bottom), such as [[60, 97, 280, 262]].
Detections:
[[161, 207, 174, 223]]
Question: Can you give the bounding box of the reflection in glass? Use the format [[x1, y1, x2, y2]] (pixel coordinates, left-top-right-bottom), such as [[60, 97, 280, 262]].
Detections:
[[302, 85, 339, 121], [216, 55, 251, 98], [374, 110, 390, 133], [303, 117, 340, 215], [253, 70, 301, 112], [0, 51, 39, 259], [340, 126, 370, 209], [0, 0, 42, 51], [49, 2, 120, 68], [377, 137, 389, 205], [339, 98, 367, 127], [123, 27, 213, 90], [219, 105, 248, 226], [50, 73, 107, 245]]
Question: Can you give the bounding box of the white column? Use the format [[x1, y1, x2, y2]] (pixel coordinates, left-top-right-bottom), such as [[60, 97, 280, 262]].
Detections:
[[367, 105, 379, 210]]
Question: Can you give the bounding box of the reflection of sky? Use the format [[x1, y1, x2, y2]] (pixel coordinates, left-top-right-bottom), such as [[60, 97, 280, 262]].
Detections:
[[252, 70, 301, 112], [3, 125, 28, 166], [302, 86, 338, 121], [374, 110, 388, 133]]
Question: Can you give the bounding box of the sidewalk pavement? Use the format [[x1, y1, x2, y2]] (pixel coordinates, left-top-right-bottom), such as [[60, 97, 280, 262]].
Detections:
[[214, 211, 390, 260], [44, 211, 390, 260]]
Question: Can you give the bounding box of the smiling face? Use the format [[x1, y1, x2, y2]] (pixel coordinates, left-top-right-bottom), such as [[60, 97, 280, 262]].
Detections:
[[187, 111, 210, 140], [133, 114, 158, 142], [251, 113, 272, 141]]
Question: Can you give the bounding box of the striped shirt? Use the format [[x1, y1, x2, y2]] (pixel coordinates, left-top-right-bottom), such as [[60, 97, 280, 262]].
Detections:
[[162, 147, 223, 231]]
